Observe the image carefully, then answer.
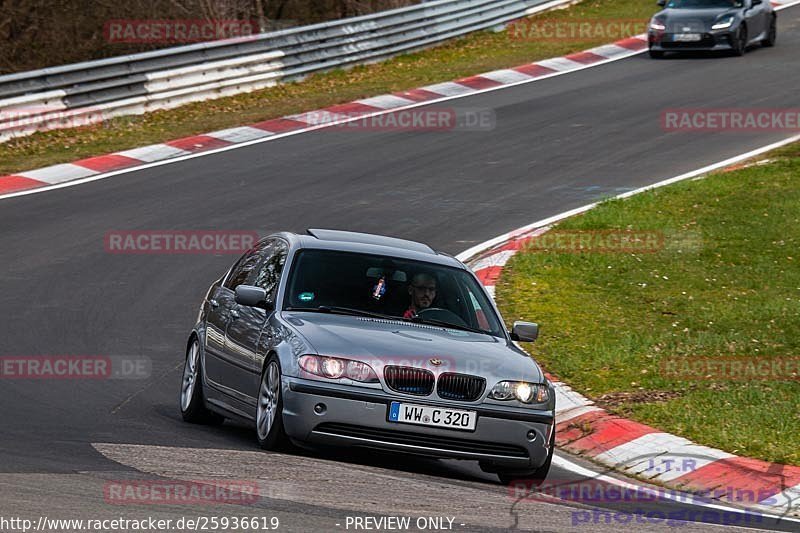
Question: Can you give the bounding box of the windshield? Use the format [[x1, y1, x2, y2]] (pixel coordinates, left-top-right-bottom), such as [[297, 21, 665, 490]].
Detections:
[[666, 0, 743, 8], [283, 249, 504, 336]]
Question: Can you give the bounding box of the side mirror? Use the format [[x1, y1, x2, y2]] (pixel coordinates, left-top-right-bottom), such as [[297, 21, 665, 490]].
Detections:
[[235, 285, 272, 310], [511, 321, 539, 342], [657, 0, 666, 5]]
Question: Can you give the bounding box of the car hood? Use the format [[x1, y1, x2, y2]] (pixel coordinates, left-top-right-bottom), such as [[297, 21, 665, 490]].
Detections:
[[658, 8, 739, 28], [280, 311, 544, 383]]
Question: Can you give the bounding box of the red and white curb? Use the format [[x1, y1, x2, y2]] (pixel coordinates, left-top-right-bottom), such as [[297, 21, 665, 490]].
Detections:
[[459, 132, 800, 518]]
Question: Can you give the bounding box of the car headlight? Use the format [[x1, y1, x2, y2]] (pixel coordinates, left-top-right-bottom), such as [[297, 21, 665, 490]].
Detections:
[[712, 16, 734, 30], [650, 19, 666, 31], [489, 381, 550, 404], [299, 355, 379, 383]]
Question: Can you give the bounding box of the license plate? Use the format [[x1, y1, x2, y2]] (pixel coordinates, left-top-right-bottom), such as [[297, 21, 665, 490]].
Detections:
[[388, 402, 477, 431], [674, 33, 701, 42]]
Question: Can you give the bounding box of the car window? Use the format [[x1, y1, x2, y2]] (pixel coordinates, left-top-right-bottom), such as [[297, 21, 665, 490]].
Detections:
[[666, 0, 743, 8], [223, 238, 276, 291], [224, 249, 261, 291], [251, 239, 289, 302], [283, 249, 504, 336]]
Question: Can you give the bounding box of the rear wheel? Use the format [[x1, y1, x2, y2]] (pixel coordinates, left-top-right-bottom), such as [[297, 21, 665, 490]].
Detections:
[[180, 338, 224, 424], [497, 429, 555, 486], [732, 24, 748, 56], [649, 49, 664, 59], [762, 16, 776, 47], [256, 356, 290, 450]]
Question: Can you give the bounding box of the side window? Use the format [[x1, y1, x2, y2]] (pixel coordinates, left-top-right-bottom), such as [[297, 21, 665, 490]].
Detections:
[[252, 240, 289, 301], [224, 250, 260, 290]]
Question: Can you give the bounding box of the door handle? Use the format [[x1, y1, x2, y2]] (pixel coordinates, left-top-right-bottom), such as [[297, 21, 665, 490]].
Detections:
[[209, 299, 219, 308], [230, 309, 240, 320]]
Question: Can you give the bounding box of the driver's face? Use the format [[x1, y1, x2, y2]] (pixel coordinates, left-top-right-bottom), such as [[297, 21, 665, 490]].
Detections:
[[410, 279, 437, 309]]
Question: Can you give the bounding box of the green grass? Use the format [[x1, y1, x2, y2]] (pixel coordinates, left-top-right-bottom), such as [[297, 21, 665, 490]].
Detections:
[[0, 0, 657, 175], [496, 143, 800, 465]]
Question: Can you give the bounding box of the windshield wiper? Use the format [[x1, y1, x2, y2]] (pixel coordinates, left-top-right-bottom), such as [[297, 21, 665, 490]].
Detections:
[[406, 316, 487, 335]]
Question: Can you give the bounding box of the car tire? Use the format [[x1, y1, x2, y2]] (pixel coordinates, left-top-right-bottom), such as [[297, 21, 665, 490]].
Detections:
[[649, 49, 664, 59], [762, 16, 776, 47], [496, 429, 555, 486], [256, 355, 290, 450], [180, 337, 224, 425], [732, 24, 748, 56]]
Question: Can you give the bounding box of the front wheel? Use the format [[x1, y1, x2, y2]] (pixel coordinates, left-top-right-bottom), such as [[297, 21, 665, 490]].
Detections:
[[762, 17, 776, 47], [256, 356, 290, 450], [732, 25, 748, 56], [180, 338, 224, 424]]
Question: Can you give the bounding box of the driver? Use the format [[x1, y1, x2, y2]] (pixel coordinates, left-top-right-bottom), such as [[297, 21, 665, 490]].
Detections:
[[404, 272, 437, 318]]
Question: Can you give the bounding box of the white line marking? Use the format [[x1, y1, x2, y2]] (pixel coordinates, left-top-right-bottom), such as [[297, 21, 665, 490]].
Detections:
[[457, 132, 800, 262]]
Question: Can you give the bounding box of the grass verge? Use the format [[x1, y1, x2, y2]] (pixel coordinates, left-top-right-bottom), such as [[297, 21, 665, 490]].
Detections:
[[496, 142, 800, 466], [0, 0, 656, 176]]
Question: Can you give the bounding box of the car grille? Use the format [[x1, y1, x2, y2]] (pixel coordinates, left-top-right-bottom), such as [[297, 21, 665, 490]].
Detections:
[[384, 366, 435, 396], [314, 422, 529, 458], [666, 21, 706, 33], [437, 373, 486, 401]]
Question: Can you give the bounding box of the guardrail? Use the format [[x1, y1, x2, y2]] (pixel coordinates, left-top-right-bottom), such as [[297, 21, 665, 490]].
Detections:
[[0, 0, 558, 143]]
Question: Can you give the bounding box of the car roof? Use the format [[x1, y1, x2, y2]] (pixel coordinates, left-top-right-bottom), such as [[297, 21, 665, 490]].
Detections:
[[279, 229, 465, 269]]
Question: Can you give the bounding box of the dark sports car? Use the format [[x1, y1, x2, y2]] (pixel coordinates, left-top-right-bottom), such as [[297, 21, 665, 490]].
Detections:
[[648, 0, 776, 57], [179, 229, 555, 484]]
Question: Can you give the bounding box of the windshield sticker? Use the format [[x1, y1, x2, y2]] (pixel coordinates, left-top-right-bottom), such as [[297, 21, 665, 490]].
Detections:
[[298, 292, 315, 302]]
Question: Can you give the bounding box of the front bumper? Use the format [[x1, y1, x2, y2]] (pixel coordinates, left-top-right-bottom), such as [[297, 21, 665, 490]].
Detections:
[[282, 378, 554, 470], [648, 29, 737, 51]]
